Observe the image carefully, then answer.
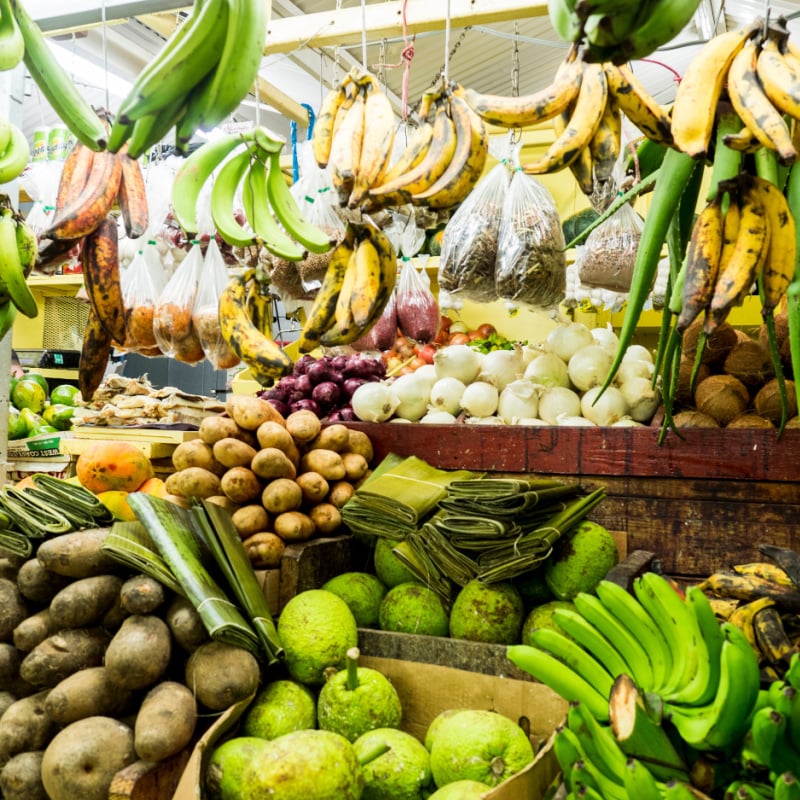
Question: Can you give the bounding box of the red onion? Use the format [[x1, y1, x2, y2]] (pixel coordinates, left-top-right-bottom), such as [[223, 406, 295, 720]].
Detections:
[[343, 356, 385, 380], [312, 381, 341, 407], [290, 398, 321, 415], [306, 359, 335, 385], [294, 374, 313, 395], [331, 355, 349, 372], [342, 377, 367, 399], [329, 405, 357, 422], [293, 355, 317, 375], [266, 398, 290, 417]]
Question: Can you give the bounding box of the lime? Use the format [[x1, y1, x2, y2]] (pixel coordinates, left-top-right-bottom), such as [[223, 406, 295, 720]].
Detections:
[[19, 407, 44, 435], [23, 372, 50, 397], [11, 379, 47, 413], [42, 403, 75, 431], [29, 425, 59, 436], [7, 406, 27, 440], [50, 384, 81, 406]]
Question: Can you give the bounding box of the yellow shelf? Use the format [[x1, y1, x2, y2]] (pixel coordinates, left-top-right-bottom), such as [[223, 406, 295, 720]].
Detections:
[[28, 274, 84, 287]]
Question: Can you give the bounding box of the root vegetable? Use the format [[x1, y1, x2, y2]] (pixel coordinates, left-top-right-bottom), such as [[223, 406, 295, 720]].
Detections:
[[119, 575, 166, 616], [242, 532, 285, 568], [45, 666, 132, 725], [134, 681, 198, 762], [104, 615, 171, 690], [312, 424, 351, 452], [204, 495, 241, 515], [231, 505, 270, 539], [0, 690, 56, 759], [251, 448, 297, 481], [220, 467, 263, 504], [285, 409, 322, 443], [15, 559, 69, 604], [185, 641, 260, 711], [20, 628, 110, 688], [166, 597, 209, 653], [212, 438, 258, 469], [227, 395, 285, 431], [199, 416, 250, 446], [13, 608, 57, 653], [49, 575, 123, 630], [0, 750, 46, 800], [171, 440, 225, 475], [299, 449, 346, 481], [274, 511, 316, 543], [346, 429, 373, 463], [309, 503, 342, 536], [34, 528, 116, 579], [295, 472, 329, 504], [261, 479, 303, 515], [256, 420, 295, 452], [0, 579, 27, 641], [166, 467, 221, 499], [328, 481, 355, 509], [341, 452, 369, 482]]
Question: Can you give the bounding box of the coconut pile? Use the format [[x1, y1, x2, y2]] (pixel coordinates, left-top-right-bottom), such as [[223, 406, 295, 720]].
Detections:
[[673, 314, 798, 429]]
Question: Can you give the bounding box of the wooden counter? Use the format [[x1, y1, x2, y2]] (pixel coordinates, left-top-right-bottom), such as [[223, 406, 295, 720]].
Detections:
[[349, 424, 800, 579]]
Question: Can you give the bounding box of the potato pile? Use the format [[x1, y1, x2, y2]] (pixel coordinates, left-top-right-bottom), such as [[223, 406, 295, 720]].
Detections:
[[166, 395, 374, 569], [0, 530, 262, 800]]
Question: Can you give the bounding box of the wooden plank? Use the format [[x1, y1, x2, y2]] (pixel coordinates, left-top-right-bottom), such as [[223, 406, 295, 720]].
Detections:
[[109, 749, 190, 800], [265, 0, 548, 55]]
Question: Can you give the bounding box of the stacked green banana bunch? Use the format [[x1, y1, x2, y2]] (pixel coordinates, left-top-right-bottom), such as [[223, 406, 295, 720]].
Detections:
[[547, 0, 702, 65], [315, 75, 488, 213], [296, 220, 397, 352], [171, 127, 332, 259], [507, 572, 764, 764], [108, 0, 268, 157], [0, 114, 29, 185], [464, 47, 671, 197], [0, 200, 38, 340]]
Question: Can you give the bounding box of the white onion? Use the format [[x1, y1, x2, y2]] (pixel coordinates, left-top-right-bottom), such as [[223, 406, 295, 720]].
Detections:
[[523, 352, 570, 388], [390, 372, 431, 421], [620, 376, 662, 422], [497, 379, 540, 422], [419, 410, 457, 424], [545, 322, 594, 363], [414, 363, 439, 389], [511, 417, 549, 426], [622, 344, 654, 365], [557, 415, 597, 426], [614, 358, 654, 386], [521, 343, 546, 365], [434, 344, 483, 384], [351, 381, 399, 422], [568, 344, 614, 392], [389, 418, 412, 423], [538, 386, 582, 425], [591, 326, 619, 354], [478, 346, 524, 391], [465, 415, 506, 425], [580, 385, 629, 426], [429, 376, 466, 415], [611, 417, 645, 427], [461, 381, 499, 418]]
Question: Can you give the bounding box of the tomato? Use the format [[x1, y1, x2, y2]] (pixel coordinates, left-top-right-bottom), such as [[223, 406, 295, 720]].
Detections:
[[448, 333, 471, 346], [416, 344, 437, 364]]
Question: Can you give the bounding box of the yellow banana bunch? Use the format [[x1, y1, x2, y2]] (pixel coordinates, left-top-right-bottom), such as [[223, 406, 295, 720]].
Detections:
[[367, 82, 488, 213], [297, 221, 397, 352]]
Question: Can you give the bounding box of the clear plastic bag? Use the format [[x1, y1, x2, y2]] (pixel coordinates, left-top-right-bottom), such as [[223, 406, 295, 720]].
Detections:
[[495, 170, 566, 311], [395, 257, 439, 343], [153, 240, 205, 364], [121, 240, 168, 356], [352, 288, 398, 352], [576, 201, 644, 294], [437, 160, 511, 303], [192, 238, 241, 370]]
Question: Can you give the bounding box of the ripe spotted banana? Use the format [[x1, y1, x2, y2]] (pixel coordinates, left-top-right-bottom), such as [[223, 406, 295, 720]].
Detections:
[[329, 88, 366, 205], [312, 75, 352, 169], [117, 150, 149, 240], [603, 62, 672, 146], [81, 214, 126, 344]]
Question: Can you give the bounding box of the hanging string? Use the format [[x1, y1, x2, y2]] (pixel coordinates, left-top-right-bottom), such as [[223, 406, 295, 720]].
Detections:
[[101, 0, 110, 113], [443, 0, 452, 84], [372, 0, 415, 120], [361, 0, 367, 70], [510, 22, 521, 146]]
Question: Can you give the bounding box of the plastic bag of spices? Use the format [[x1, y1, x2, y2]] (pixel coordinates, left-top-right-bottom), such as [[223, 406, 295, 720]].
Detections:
[[120, 240, 167, 356], [576, 201, 644, 294], [395, 257, 440, 344], [191, 238, 241, 370], [152, 240, 206, 364], [494, 169, 566, 312]]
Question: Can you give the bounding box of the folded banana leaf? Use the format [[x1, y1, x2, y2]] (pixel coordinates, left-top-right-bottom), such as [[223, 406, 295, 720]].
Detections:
[[0, 529, 32, 557], [191, 500, 284, 665], [390, 537, 454, 604], [31, 474, 114, 523], [102, 521, 185, 596], [446, 477, 575, 498], [0, 486, 73, 537], [438, 483, 582, 517], [416, 521, 479, 588], [126, 493, 261, 655]]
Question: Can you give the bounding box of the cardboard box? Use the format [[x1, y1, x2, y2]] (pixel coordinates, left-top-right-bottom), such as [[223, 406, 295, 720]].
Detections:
[[7, 431, 72, 459], [5, 457, 72, 483]]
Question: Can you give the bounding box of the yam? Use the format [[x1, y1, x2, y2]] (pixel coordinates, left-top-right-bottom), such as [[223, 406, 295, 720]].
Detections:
[[165, 596, 209, 653], [104, 615, 172, 690], [185, 641, 260, 710], [251, 447, 297, 480], [45, 666, 132, 726], [285, 409, 321, 444], [40, 716, 136, 800], [19, 628, 110, 688], [299, 448, 345, 481], [312, 423, 351, 452], [35, 528, 117, 578], [171, 439, 225, 475], [0, 644, 20, 686], [256, 420, 295, 452], [274, 511, 316, 543], [220, 466, 263, 504], [0, 750, 47, 800], [261, 478, 303, 514], [227, 395, 285, 431], [242, 532, 285, 569], [199, 415, 247, 446], [0, 580, 27, 642], [296, 471, 329, 504], [167, 467, 221, 499], [213, 437, 258, 469], [328, 480, 355, 509], [341, 452, 369, 482], [308, 503, 343, 536], [231, 505, 270, 539], [49, 574, 123, 630], [0, 690, 55, 761], [346, 428, 374, 462], [134, 681, 198, 762], [16, 558, 70, 604], [13, 608, 57, 653], [119, 574, 166, 616]]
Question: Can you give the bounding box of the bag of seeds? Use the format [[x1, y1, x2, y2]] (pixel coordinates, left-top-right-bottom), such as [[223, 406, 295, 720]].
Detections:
[[437, 160, 511, 303], [576, 201, 644, 293], [495, 170, 566, 311]]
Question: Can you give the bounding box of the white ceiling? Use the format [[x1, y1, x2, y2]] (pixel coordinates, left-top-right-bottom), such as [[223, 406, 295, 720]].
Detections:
[[19, 0, 800, 151]]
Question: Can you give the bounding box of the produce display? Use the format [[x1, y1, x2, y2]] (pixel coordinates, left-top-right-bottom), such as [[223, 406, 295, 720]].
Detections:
[[6, 374, 79, 439]]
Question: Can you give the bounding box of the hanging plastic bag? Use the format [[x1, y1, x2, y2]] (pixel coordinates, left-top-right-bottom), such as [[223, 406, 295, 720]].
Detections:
[[395, 257, 439, 344], [121, 240, 168, 356], [152, 240, 206, 364], [576, 201, 644, 294], [192, 238, 241, 370], [437, 160, 511, 303], [352, 288, 398, 352], [495, 169, 566, 311]]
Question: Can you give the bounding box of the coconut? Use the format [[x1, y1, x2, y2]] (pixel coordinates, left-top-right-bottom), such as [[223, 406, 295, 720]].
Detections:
[[726, 414, 774, 429], [753, 378, 798, 425], [682, 319, 739, 369], [694, 374, 750, 426], [722, 339, 773, 391], [675, 356, 711, 408], [758, 312, 792, 373], [672, 410, 720, 428]]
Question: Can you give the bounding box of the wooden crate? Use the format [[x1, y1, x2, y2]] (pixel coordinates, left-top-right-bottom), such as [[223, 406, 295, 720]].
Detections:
[[349, 423, 800, 580]]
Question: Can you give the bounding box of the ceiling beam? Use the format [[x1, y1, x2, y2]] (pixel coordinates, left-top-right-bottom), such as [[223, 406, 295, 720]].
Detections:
[[265, 0, 548, 55], [26, 0, 191, 34]]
